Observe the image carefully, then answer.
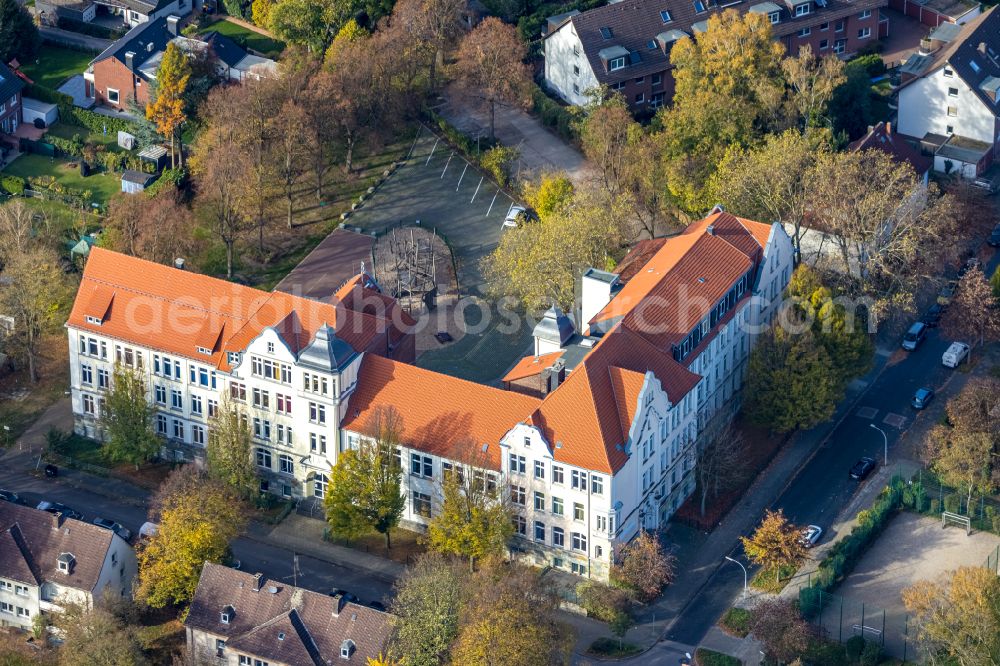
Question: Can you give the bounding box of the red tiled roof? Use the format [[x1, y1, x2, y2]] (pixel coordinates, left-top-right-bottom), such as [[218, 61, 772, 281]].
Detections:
[[502, 351, 565, 382], [68, 248, 410, 371], [343, 354, 541, 468]]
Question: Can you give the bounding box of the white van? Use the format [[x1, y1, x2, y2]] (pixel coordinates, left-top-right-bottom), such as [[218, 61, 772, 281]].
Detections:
[[942, 342, 970, 368]]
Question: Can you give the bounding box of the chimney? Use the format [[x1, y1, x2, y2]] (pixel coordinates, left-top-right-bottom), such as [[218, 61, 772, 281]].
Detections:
[[174, 257, 185, 270], [706, 224, 715, 235], [251, 573, 263, 592], [886, 121, 892, 135], [51, 512, 63, 530], [331, 593, 345, 617], [540, 367, 553, 396], [124, 51, 135, 71], [980, 42, 987, 55], [166, 15, 179, 36]]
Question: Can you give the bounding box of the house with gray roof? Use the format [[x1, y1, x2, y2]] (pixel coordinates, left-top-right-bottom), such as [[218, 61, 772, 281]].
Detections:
[[897, 6, 1000, 178], [185, 563, 391, 666], [37, 0, 192, 30], [0, 502, 137, 631], [0, 61, 26, 147]]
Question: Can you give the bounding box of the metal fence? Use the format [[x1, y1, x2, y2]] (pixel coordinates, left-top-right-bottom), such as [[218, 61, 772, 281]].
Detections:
[[797, 584, 920, 663]]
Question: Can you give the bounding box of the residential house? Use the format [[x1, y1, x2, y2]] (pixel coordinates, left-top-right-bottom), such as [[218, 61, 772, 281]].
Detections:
[[203, 32, 278, 82], [897, 6, 1000, 177], [0, 502, 137, 630], [543, 0, 887, 111], [66, 210, 792, 582], [889, 0, 978, 29], [185, 563, 391, 665], [37, 0, 193, 29], [848, 121, 932, 184], [0, 62, 25, 147]]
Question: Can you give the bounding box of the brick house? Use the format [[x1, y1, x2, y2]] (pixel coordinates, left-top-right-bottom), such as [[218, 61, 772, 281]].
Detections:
[[85, 15, 180, 110], [0, 62, 25, 147], [543, 0, 887, 112]]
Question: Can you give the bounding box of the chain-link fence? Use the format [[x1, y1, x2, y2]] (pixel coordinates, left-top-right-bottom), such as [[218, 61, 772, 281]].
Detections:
[[798, 583, 920, 662]]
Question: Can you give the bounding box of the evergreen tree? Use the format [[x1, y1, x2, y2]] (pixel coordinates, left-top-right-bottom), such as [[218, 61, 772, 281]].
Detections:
[[0, 0, 40, 64]]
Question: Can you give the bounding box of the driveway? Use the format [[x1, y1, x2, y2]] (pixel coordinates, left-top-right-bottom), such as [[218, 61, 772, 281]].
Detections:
[[436, 92, 591, 186], [39, 26, 111, 52]]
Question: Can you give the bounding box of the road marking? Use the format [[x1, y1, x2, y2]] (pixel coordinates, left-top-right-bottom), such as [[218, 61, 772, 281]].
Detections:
[[883, 413, 907, 429], [424, 137, 439, 166], [856, 406, 878, 419], [440, 152, 454, 178], [455, 162, 469, 191], [470, 176, 483, 203], [486, 189, 500, 217]]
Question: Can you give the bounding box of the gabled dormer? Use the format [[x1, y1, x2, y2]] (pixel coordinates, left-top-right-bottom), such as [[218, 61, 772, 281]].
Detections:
[[783, 0, 812, 17], [598, 45, 630, 73], [749, 1, 783, 24]]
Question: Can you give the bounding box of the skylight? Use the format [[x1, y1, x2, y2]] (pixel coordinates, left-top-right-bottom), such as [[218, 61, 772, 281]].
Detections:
[[600, 26, 613, 39], [694, 0, 706, 11], [970, 60, 981, 73], [660, 9, 672, 22]]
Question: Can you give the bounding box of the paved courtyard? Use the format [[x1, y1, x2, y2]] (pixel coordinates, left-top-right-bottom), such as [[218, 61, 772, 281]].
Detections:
[[816, 512, 1000, 660]]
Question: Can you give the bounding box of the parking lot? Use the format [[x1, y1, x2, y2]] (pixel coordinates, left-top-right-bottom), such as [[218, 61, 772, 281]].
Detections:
[[816, 512, 1000, 660], [346, 126, 520, 295]]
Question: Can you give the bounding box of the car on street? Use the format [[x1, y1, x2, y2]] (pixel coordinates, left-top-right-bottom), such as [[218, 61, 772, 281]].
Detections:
[[501, 205, 530, 229], [36, 501, 83, 520], [937, 281, 958, 306], [942, 341, 971, 368], [922, 303, 944, 328], [799, 525, 823, 548], [849, 457, 877, 481], [0, 489, 20, 504], [92, 517, 132, 541], [901, 321, 927, 351], [911, 387, 935, 410], [369, 601, 386, 612], [989, 223, 1000, 247]]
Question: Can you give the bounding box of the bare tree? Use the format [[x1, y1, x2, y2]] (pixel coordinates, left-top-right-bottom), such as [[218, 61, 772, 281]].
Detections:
[[781, 45, 845, 130], [391, 0, 465, 90], [942, 266, 1000, 359], [270, 100, 309, 229], [696, 424, 747, 518]]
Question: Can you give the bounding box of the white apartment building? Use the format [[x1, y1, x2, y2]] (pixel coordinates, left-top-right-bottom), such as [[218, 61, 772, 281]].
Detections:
[[0, 503, 137, 630], [66, 211, 792, 582]]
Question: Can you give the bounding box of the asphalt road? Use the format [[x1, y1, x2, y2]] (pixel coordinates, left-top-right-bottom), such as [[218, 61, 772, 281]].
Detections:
[[0, 470, 395, 606], [665, 253, 1000, 645]]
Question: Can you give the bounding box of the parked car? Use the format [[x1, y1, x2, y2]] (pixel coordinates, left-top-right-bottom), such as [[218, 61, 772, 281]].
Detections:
[[0, 489, 20, 504], [958, 258, 982, 278], [942, 341, 971, 368], [989, 223, 1000, 247], [937, 281, 958, 306], [799, 525, 823, 548], [849, 457, 877, 481], [36, 501, 82, 520], [330, 589, 359, 603], [138, 521, 159, 540], [922, 303, 944, 328], [369, 601, 386, 612], [501, 205, 530, 229], [911, 387, 935, 410], [44, 464, 58, 477], [901, 322, 927, 351], [92, 517, 132, 541]]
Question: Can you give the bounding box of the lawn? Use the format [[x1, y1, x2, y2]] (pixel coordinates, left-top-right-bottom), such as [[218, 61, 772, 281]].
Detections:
[[203, 18, 285, 58], [19, 45, 93, 90], [3, 153, 122, 205], [46, 121, 122, 151], [587, 638, 642, 658]]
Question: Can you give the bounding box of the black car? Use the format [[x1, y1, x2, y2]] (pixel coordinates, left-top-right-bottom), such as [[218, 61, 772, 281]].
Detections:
[[0, 489, 20, 504], [369, 601, 386, 612], [92, 517, 133, 542], [990, 224, 1000, 248], [330, 589, 359, 604], [849, 457, 878, 481], [922, 303, 944, 327], [36, 501, 83, 521]]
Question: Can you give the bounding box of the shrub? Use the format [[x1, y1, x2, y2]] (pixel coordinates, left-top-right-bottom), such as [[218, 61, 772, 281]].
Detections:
[[719, 607, 751, 637], [694, 648, 742, 666], [993, 515, 1000, 534], [65, 107, 141, 136], [57, 16, 125, 38], [24, 83, 74, 107], [480, 145, 520, 188], [944, 493, 961, 514], [901, 488, 914, 508], [850, 53, 887, 77], [1, 175, 25, 196], [530, 84, 581, 143], [845, 635, 866, 661], [144, 167, 187, 197], [860, 639, 882, 666], [930, 498, 941, 514], [576, 581, 631, 627], [48, 134, 84, 157]]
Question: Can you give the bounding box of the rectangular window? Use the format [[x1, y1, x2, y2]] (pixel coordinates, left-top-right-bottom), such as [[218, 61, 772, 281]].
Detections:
[[511, 485, 526, 505], [410, 453, 433, 478], [513, 515, 526, 535], [833, 39, 846, 54], [634, 76, 644, 84], [172, 419, 183, 440], [170, 389, 182, 410], [652, 73, 662, 87], [276, 393, 291, 414], [693, 0, 705, 11], [97, 367, 109, 389], [534, 521, 546, 541], [253, 418, 271, 441], [279, 454, 294, 475], [794, 2, 809, 15], [192, 425, 206, 446], [533, 461, 545, 480], [552, 496, 563, 515], [207, 399, 218, 418], [798, 27, 810, 37], [635, 92, 645, 104], [83, 394, 96, 415], [571, 470, 587, 490], [948, 87, 959, 97], [107, 88, 120, 103], [256, 448, 272, 469], [156, 414, 167, 434], [859, 8, 871, 18], [509, 454, 526, 474], [534, 491, 545, 511], [947, 106, 958, 117], [768, 10, 780, 24], [571, 532, 587, 552], [835, 20, 844, 32], [80, 363, 93, 385], [552, 466, 564, 484], [858, 27, 871, 39], [573, 64, 579, 76], [944, 68, 954, 77], [442, 461, 465, 484], [310, 432, 327, 454], [819, 21, 828, 30], [308, 402, 326, 425], [252, 388, 270, 410], [946, 124, 954, 134], [412, 491, 431, 518], [819, 39, 829, 49], [191, 394, 203, 415], [660, 9, 671, 22], [596, 515, 608, 532], [552, 526, 565, 547], [609, 56, 625, 71], [591, 476, 604, 495], [230, 382, 246, 402], [573, 503, 585, 521]]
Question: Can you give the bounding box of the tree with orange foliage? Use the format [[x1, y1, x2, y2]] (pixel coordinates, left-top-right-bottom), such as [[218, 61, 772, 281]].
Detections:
[[146, 42, 190, 168]]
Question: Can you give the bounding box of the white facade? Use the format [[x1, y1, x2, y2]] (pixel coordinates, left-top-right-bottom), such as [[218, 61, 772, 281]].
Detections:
[[898, 66, 997, 145], [544, 21, 598, 106]]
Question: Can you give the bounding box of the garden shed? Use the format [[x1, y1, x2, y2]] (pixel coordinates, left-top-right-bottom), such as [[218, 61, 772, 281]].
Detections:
[[138, 145, 169, 172], [20, 98, 59, 128], [121, 170, 156, 194]]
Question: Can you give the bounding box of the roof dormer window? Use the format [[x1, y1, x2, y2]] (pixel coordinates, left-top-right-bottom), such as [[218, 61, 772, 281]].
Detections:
[[340, 640, 355, 660], [57, 553, 75, 574], [609, 57, 626, 71], [600, 26, 612, 39], [769, 11, 780, 23], [85, 315, 102, 326], [221, 605, 234, 624], [196, 346, 212, 356], [794, 2, 810, 16]]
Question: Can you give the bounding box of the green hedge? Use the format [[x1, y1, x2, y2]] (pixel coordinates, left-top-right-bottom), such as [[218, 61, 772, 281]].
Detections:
[[1, 176, 26, 196], [694, 648, 742, 666], [531, 84, 581, 144], [800, 478, 904, 613], [24, 83, 74, 108], [57, 16, 125, 39], [63, 107, 142, 136], [143, 167, 187, 197]]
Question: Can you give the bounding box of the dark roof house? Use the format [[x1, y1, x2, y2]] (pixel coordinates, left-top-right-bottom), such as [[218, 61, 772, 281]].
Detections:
[[0, 61, 26, 111], [185, 563, 391, 665], [848, 121, 932, 179]]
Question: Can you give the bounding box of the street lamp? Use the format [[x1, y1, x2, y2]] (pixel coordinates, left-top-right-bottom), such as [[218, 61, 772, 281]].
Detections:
[[724, 555, 747, 597], [870, 423, 888, 466]]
